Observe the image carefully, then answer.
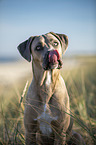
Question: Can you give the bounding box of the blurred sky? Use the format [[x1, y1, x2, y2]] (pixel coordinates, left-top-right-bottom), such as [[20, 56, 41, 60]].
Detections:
[[0, 0, 96, 58]]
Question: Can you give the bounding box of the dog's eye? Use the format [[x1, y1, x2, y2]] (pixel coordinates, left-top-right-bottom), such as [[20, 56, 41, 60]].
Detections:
[[35, 46, 43, 51], [53, 42, 58, 46]]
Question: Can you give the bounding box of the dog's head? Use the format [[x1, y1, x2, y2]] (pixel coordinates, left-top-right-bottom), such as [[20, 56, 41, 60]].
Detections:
[[17, 32, 68, 70]]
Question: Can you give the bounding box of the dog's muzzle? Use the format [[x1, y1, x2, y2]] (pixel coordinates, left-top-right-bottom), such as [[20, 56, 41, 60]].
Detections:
[[43, 50, 63, 70]]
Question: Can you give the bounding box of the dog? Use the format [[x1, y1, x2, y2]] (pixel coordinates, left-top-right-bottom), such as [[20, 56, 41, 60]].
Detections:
[[18, 32, 85, 145]]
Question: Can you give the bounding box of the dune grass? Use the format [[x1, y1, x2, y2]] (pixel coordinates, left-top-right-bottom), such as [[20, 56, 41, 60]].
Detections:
[[0, 56, 96, 145]]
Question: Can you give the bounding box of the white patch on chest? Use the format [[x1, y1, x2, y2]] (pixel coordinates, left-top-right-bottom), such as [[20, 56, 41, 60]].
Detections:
[[34, 104, 58, 136], [45, 71, 51, 86]]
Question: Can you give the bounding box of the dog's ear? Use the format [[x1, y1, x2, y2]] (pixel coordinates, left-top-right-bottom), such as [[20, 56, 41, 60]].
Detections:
[[17, 37, 35, 62], [56, 33, 68, 51], [50, 32, 68, 54]]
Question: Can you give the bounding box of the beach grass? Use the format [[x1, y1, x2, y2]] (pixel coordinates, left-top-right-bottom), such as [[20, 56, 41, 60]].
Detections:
[[0, 55, 96, 145]]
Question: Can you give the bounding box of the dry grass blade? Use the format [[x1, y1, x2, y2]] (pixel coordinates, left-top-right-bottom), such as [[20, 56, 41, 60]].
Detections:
[[0, 56, 96, 144], [20, 80, 29, 105]]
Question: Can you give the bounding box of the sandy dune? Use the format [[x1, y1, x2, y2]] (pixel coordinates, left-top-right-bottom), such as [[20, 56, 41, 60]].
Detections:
[[0, 58, 79, 84], [0, 61, 32, 84]]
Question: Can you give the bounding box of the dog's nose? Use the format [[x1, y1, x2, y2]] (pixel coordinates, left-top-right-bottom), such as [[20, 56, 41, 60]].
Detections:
[[42, 50, 62, 70], [49, 50, 60, 64]]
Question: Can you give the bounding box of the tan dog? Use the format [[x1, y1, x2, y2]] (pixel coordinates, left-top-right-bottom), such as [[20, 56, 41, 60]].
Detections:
[[18, 32, 85, 145]]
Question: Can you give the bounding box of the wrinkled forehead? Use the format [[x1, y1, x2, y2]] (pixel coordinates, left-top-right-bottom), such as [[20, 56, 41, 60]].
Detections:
[[32, 33, 60, 47], [45, 33, 59, 42]]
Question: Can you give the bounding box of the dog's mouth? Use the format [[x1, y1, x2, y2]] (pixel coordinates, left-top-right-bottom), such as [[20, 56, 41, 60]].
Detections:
[[43, 50, 63, 70]]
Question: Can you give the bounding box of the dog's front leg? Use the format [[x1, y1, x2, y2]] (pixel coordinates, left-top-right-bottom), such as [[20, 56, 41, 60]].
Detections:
[[54, 136, 66, 145], [25, 131, 42, 145], [25, 131, 37, 145], [24, 119, 39, 145], [54, 131, 66, 145]]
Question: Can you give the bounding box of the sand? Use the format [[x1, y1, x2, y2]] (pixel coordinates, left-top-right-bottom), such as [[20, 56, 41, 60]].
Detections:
[[0, 58, 79, 84]]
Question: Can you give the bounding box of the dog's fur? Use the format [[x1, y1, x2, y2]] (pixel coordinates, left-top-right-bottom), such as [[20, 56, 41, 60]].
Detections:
[[18, 32, 85, 145]]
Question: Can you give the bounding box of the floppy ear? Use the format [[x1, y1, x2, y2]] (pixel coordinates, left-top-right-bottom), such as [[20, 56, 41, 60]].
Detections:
[[17, 37, 34, 62], [56, 33, 68, 51], [50, 32, 68, 54]]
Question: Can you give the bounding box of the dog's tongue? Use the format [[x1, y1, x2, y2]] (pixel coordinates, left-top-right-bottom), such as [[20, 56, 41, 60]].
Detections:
[[49, 50, 60, 64]]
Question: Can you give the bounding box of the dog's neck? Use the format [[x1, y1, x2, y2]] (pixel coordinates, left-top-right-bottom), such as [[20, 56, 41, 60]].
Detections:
[[32, 61, 60, 102], [32, 61, 60, 85]]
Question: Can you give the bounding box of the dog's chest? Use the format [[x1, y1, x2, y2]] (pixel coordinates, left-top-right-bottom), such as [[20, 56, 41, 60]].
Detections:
[[35, 71, 58, 136], [45, 71, 51, 86], [34, 104, 58, 136]]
